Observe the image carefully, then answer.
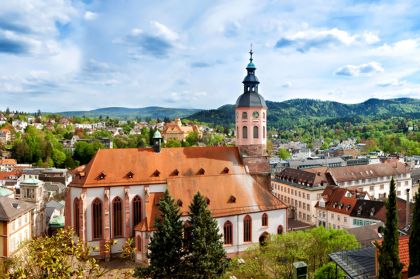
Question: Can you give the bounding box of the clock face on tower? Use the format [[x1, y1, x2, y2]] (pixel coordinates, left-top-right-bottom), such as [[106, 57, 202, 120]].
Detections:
[[252, 111, 259, 118]]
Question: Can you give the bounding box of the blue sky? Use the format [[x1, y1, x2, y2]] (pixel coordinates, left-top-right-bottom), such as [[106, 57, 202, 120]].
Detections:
[[0, 0, 419, 112]]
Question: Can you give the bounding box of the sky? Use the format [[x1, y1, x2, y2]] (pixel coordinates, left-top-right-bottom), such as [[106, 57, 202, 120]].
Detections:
[[0, 0, 420, 112]]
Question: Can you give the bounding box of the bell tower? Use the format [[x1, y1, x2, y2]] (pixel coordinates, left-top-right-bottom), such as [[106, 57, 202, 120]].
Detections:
[[235, 47, 267, 158], [235, 48, 270, 186]]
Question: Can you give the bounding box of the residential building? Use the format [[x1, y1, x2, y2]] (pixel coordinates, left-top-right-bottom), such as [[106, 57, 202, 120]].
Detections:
[[287, 157, 346, 170], [0, 197, 35, 259], [271, 167, 328, 225], [315, 185, 413, 231], [162, 118, 201, 142], [0, 159, 17, 171], [0, 129, 11, 145], [327, 162, 412, 201], [19, 178, 46, 236]]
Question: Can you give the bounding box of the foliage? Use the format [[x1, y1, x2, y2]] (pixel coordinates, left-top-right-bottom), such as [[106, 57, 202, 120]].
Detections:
[[7, 228, 103, 278], [277, 147, 291, 160], [377, 177, 403, 279], [314, 262, 346, 279], [134, 190, 185, 278], [120, 238, 136, 262], [409, 191, 420, 277], [164, 138, 182, 147], [185, 131, 199, 146], [225, 226, 359, 279], [184, 192, 228, 278], [73, 141, 104, 165]]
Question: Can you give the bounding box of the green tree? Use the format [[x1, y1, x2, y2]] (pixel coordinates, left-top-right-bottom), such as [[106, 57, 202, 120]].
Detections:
[[378, 177, 403, 279], [185, 131, 199, 146], [409, 191, 420, 277], [184, 192, 228, 278], [7, 228, 102, 278], [226, 227, 359, 278], [314, 262, 345, 279], [165, 139, 182, 147], [134, 190, 184, 278], [277, 148, 291, 160]]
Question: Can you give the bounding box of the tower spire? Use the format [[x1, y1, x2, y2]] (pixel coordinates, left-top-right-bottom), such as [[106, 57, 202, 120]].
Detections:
[[249, 44, 253, 63]]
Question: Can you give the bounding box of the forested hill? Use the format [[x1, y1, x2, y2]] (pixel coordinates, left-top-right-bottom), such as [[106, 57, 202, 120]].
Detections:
[[187, 98, 420, 129], [59, 106, 201, 120]]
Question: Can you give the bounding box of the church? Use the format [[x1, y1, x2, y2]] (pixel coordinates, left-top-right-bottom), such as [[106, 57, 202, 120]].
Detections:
[[64, 50, 288, 261]]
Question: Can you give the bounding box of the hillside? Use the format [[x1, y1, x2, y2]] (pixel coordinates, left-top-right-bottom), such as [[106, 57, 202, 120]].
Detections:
[[59, 106, 201, 120], [187, 98, 420, 129]]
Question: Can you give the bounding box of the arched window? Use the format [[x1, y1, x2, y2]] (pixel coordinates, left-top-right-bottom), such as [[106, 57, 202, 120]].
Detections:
[[263, 112, 265, 119], [113, 197, 123, 238], [262, 213, 268, 227], [253, 126, 258, 139], [242, 112, 247, 119], [263, 126, 266, 138], [132, 195, 142, 234], [74, 198, 80, 236], [242, 126, 248, 139], [277, 225, 284, 235], [184, 221, 192, 239], [92, 198, 103, 239], [244, 215, 252, 242], [223, 221, 233, 245], [136, 235, 142, 252], [236, 126, 239, 137]]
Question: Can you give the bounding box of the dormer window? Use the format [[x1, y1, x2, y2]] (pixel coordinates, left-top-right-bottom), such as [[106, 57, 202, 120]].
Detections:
[[127, 171, 134, 179], [172, 169, 179, 176], [206, 197, 210, 205], [98, 172, 106, 180], [152, 170, 160, 177], [319, 200, 325, 208], [222, 167, 229, 174], [177, 199, 183, 207], [228, 195, 236, 203], [197, 168, 205, 175]]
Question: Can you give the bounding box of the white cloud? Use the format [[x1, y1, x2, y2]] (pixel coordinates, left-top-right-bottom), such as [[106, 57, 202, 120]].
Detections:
[[150, 21, 179, 42], [335, 62, 384, 77], [275, 28, 381, 52], [361, 32, 380, 44], [377, 79, 406, 87], [84, 11, 98, 21]]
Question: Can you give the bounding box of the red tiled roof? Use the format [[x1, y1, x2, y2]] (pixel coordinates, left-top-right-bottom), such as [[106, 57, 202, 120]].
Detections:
[[377, 235, 410, 273], [315, 185, 369, 215], [374, 198, 413, 230], [167, 174, 286, 218], [135, 175, 287, 231], [0, 159, 17, 165], [70, 147, 246, 187], [327, 162, 410, 183]]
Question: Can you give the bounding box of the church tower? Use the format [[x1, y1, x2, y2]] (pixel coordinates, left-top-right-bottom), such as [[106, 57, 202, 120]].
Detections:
[[235, 48, 270, 183]]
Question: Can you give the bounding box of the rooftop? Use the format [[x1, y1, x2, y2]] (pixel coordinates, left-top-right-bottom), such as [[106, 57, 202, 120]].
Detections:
[[0, 197, 35, 221], [71, 146, 246, 187]]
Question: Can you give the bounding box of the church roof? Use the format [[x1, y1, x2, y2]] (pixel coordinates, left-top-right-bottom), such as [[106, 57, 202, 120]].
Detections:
[[135, 174, 287, 232], [235, 92, 267, 108], [167, 174, 286, 217], [70, 146, 246, 187]]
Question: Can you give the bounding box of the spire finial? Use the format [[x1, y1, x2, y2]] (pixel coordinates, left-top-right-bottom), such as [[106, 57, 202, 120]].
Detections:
[[249, 44, 253, 62]]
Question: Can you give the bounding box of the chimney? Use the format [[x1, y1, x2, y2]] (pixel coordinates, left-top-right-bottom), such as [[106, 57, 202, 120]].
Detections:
[[406, 188, 410, 227]]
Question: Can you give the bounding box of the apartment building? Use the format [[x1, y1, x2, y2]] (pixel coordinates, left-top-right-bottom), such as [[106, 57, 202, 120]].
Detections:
[[271, 167, 328, 225], [328, 162, 412, 201]]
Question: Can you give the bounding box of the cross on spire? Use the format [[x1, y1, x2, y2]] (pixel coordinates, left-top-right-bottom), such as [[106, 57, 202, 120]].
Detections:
[[249, 44, 253, 62]]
